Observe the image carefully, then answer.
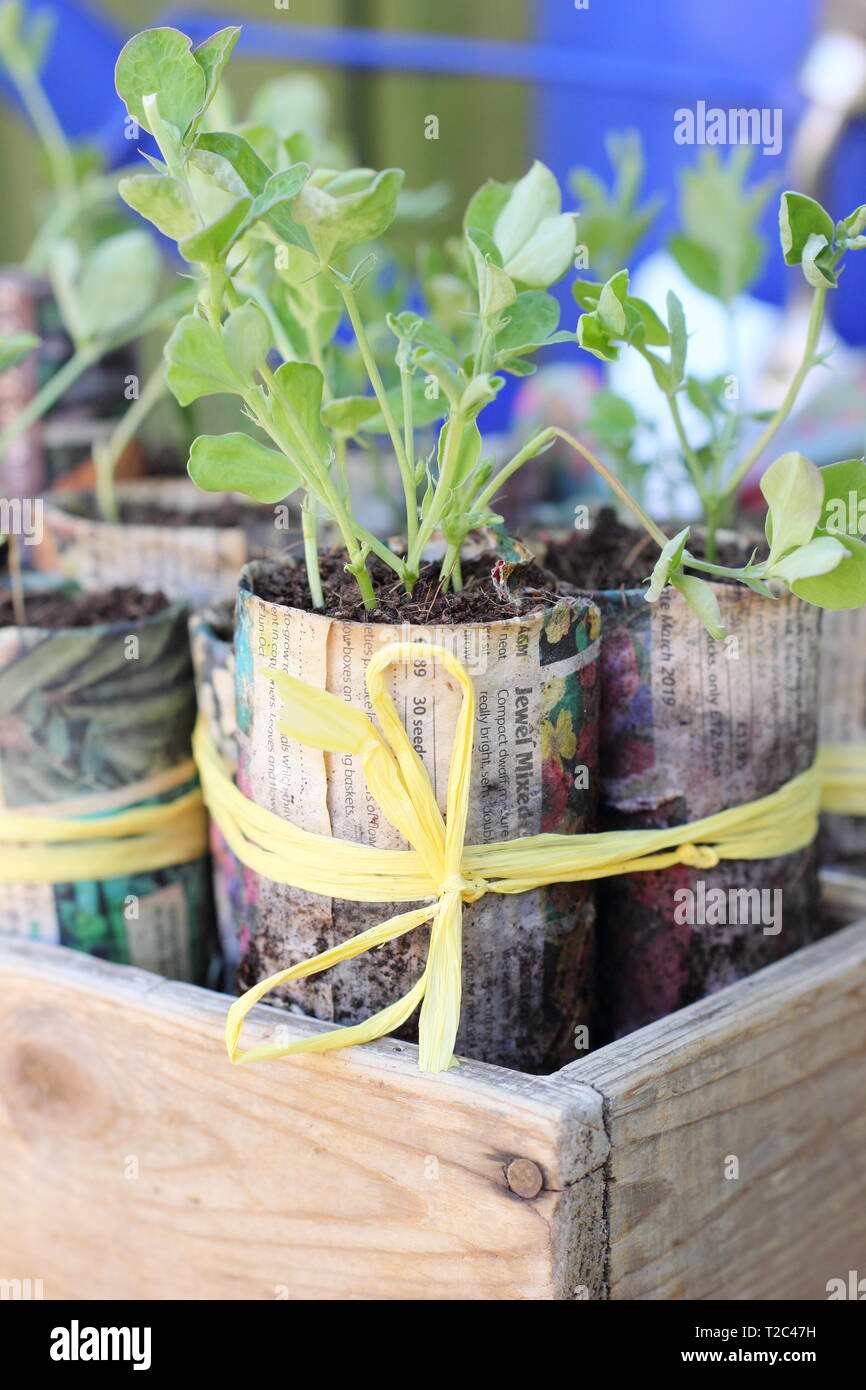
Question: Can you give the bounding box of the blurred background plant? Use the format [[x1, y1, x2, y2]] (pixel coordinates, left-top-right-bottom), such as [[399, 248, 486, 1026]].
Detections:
[[1, 0, 864, 528]]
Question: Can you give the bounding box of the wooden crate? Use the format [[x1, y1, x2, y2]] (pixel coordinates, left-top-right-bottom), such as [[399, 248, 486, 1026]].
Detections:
[[2, 871, 865, 1301]]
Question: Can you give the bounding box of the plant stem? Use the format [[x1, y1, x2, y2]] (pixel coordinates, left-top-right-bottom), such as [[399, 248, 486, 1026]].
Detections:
[[680, 551, 755, 580], [634, 344, 708, 506], [334, 433, 349, 501], [15, 69, 77, 207], [6, 534, 26, 628], [666, 389, 709, 504], [0, 341, 101, 454], [333, 275, 418, 551], [252, 362, 380, 607], [406, 411, 466, 576], [301, 498, 324, 608], [440, 541, 462, 589], [477, 426, 670, 550], [723, 286, 827, 500], [94, 362, 168, 522], [399, 349, 416, 511]]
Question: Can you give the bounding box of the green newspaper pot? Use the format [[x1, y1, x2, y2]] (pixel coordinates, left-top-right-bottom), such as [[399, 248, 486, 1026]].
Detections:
[[36, 479, 288, 608], [818, 606, 866, 865], [0, 268, 137, 498], [189, 599, 242, 984], [232, 558, 602, 1073], [0, 589, 214, 981], [589, 582, 823, 1039]]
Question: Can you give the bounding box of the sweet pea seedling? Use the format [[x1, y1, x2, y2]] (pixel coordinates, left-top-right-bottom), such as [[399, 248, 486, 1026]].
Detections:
[[115, 23, 866, 635], [114, 25, 587, 608]]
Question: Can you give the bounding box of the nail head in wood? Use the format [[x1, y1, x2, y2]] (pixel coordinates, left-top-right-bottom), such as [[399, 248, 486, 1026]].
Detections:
[[505, 1158, 544, 1199]]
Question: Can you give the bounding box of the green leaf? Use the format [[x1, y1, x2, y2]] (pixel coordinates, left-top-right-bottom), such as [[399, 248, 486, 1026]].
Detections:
[[640, 347, 672, 392], [492, 160, 576, 287], [790, 530, 866, 609], [343, 381, 448, 434], [271, 360, 330, 463], [820, 458, 866, 537], [766, 535, 848, 584], [760, 451, 824, 565], [458, 373, 504, 420], [164, 314, 243, 405], [569, 131, 662, 284], [386, 311, 460, 363], [192, 131, 271, 195], [221, 301, 271, 381], [247, 165, 313, 252], [645, 527, 689, 602], [247, 72, 330, 143], [437, 419, 482, 487], [76, 231, 162, 342], [494, 290, 560, 353], [597, 270, 629, 335], [668, 234, 722, 297], [321, 395, 382, 437], [463, 179, 511, 240], [192, 26, 240, 122], [178, 196, 252, 263], [627, 296, 669, 347], [293, 167, 404, 263], [467, 231, 517, 319], [0, 330, 39, 373], [572, 278, 602, 311], [839, 204, 866, 239], [667, 290, 687, 389], [115, 27, 206, 136], [801, 231, 837, 289], [671, 574, 726, 640], [577, 312, 619, 361], [672, 150, 772, 301], [586, 390, 637, 444], [189, 432, 300, 503], [779, 191, 835, 267], [118, 173, 198, 239]]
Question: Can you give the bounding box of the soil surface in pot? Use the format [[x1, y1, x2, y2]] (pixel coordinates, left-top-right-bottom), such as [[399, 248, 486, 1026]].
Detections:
[[543, 507, 756, 591], [0, 585, 170, 630], [66, 495, 274, 530], [253, 548, 557, 625]]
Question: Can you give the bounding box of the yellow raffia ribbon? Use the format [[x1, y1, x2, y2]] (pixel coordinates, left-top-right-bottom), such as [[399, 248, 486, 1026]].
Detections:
[[0, 758, 207, 883], [818, 742, 866, 816], [194, 641, 822, 1075]]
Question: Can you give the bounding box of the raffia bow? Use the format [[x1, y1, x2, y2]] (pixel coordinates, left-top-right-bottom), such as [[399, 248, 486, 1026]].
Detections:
[[196, 641, 822, 1075]]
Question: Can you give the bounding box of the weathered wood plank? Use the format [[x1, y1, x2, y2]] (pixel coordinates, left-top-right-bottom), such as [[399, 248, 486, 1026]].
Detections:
[[562, 918, 866, 1300], [0, 938, 607, 1301]]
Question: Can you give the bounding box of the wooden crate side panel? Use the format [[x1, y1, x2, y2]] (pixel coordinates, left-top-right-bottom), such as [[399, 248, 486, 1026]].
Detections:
[[564, 920, 866, 1300], [0, 940, 607, 1301]]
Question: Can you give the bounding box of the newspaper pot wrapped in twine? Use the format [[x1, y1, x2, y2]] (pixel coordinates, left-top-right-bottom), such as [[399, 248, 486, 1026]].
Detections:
[[0, 268, 139, 498], [590, 581, 823, 1038], [818, 607, 866, 865], [0, 589, 214, 981], [189, 599, 243, 983], [232, 558, 602, 1073], [35, 479, 287, 608]]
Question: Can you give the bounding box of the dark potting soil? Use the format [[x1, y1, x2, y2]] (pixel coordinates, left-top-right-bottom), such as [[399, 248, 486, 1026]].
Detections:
[[252, 548, 558, 625], [542, 507, 758, 592], [0, 585, 170, 630], [68, 494, 273, 530]]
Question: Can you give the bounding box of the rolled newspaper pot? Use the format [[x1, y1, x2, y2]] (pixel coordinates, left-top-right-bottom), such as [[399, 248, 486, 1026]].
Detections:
[[0, 267, 138, 497], [0, 588, 214, 981], [818, 606, 866, 863], [189, 599, 243, 983], [232, 558, 602, 1072], [36, 479, 288, 608], [591, 583, 822, 1038]]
